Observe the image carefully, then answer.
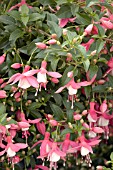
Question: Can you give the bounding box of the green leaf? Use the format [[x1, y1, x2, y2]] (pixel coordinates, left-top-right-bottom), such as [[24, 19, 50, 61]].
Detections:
[[110, 152, 113, 160], [53, 93, 62, 106], [0, 113, 7, 123], [96, 39, 105, 53], [96, 24, 105, 37], [21, 16, 29, 26], [0, 103, 6, 115], [20, 5, 29, 26], [83, 59, 90, 72], [67, 30, 77, 42], [77, 45, 87, 58], [0, 15, 15, 25], [8, 10, 21, 20], [89, 65, 98, 79], [66, 110, 74, 123], [76, 13, 91, 25], [108, 75, 113, 88], [92, 85, 106, 92], [74, 102, 85, 111], [84, 86, 91, 98], [47, 21, 62, 38], [28, 102, 42, 110], [61, 128, 74, 136], [86, 0, 99, 7], [50, 103, 64, 120], [56, 5, 72, 18], [29, 13, 45, 22], [9, 29, 24, 43], [71, 4, 79, 16]]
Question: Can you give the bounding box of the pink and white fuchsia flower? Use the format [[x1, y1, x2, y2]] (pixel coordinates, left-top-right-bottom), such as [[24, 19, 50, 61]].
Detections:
[[7, 65, 39, 89], [55, 71, 96, 109], [36, 60, 62, 94]]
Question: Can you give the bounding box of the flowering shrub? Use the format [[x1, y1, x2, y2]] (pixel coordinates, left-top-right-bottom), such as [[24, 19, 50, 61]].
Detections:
[[0, 0, 113, 169]]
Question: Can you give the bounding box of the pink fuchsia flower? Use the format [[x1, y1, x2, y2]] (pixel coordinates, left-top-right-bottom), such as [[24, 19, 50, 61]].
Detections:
[[84, 24, 98, 35], [55, 72, 96, 109], [0, 90, 7, 98], [47, 142, 66, 170], [0, 136, 27, 157], [103, 57, 113, 77], [35, 42, 47, 49], [0, 54, 6, 65], [59, 17, 76, 28], [87, 102, 98, 123], [36, 60, 62, 93], [11, 63, 22, 69], [34, 165, 49, 170], [36, 121, 46, 135], [32, 132, 52, 158], [100, 18, 113, 29], [8, 0, 32, 12], [81, 39, 95, 51], [7, 65, 39, 89], [61, 133, 78, 153]]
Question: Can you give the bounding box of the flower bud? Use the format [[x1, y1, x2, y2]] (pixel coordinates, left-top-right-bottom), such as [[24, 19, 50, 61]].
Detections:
[[11, 63, 22, 69], [49, 119, 58, 126], [0, 82, 7, 88], [82, 110, 88, 115], [51, 34, 57, 39], [63, 29, 67, 36], [74, 114, 82, 120], [35, 42, 47, 49], [96, 166, 103, 170], [0, 78, 4, 84], [47, 39, 57, 45], [0, 54, 6, 65], [51, 77, 59, 83]]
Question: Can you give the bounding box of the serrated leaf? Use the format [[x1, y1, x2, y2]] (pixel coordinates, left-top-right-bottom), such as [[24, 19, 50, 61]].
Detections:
[[77, 45, 87, 58], [50, 103, 64, 120], [61, 128, 74, 136], [29, 13, 45, 22], [76, 13, 91, 25], [47, 21, 62, 38], [89, 65, 98, 79], [53, 93, 62, 106], [8, 10, 21, 20], [71, 4, 79, 16], [0, 103, 6, 115], [66, 110, 73, 123], [92, 85, 106, 92], [0, 15, 15, 25], [84, 86, 91, 98], [83, 59, 90, 72], [21, 16, 29, 26], [96, 39, 105, 53], [86, 0, 99, 7], [56, 5, 72, 18], [9, 29, 24, 43]]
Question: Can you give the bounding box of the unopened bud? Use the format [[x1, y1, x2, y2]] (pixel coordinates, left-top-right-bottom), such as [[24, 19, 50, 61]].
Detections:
[[51, 34, 57, 39], [63, 29, 67, 36]]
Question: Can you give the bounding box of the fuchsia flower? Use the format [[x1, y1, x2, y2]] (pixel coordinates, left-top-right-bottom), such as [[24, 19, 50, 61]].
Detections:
[[32, 132, 52, 160], [8, 0, 32, 12], [67, 133, 100, 157], [36, 60, 62, 93], [0, 136, 27, 157], [81, 39, 95, 51], [59, 17, 76, 28], [87, 102, 98, 123], [0, 90, 7, 98], [7, 65, 39, 89], [103, 57, 113, 77], [0, 54, 6, 65], [11, 63, 22, 69], [55, 71, 96, 109], [100, 17, 113, 29], [84, 24, 98, 35], [47, 142, 66, 170]]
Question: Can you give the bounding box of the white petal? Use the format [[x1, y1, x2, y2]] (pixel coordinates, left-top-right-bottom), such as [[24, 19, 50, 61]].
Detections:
[[98, 117, 109, 126], [37, 72, 47, 83], [88, 131, 96, 138], [81, 147, 89, 156], [50, 152, 60, 162], [46, 144, 51, 153], [7, 147, 16, 157], [87, 114, 96, 122], [67, 86, 77, 95]]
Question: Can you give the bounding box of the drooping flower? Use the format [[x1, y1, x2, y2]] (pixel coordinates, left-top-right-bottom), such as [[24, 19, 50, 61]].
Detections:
[[0, 136, 27, 157], [56, 72, 96, 109], [0, 90, 7, 98], [0, 54, 6, 65], [36, 60, 62, 93], [59, 17, 76, 28], [7, 65, 39, 89], [81, 39, 95, 51], [8, 0, 32, 12]]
